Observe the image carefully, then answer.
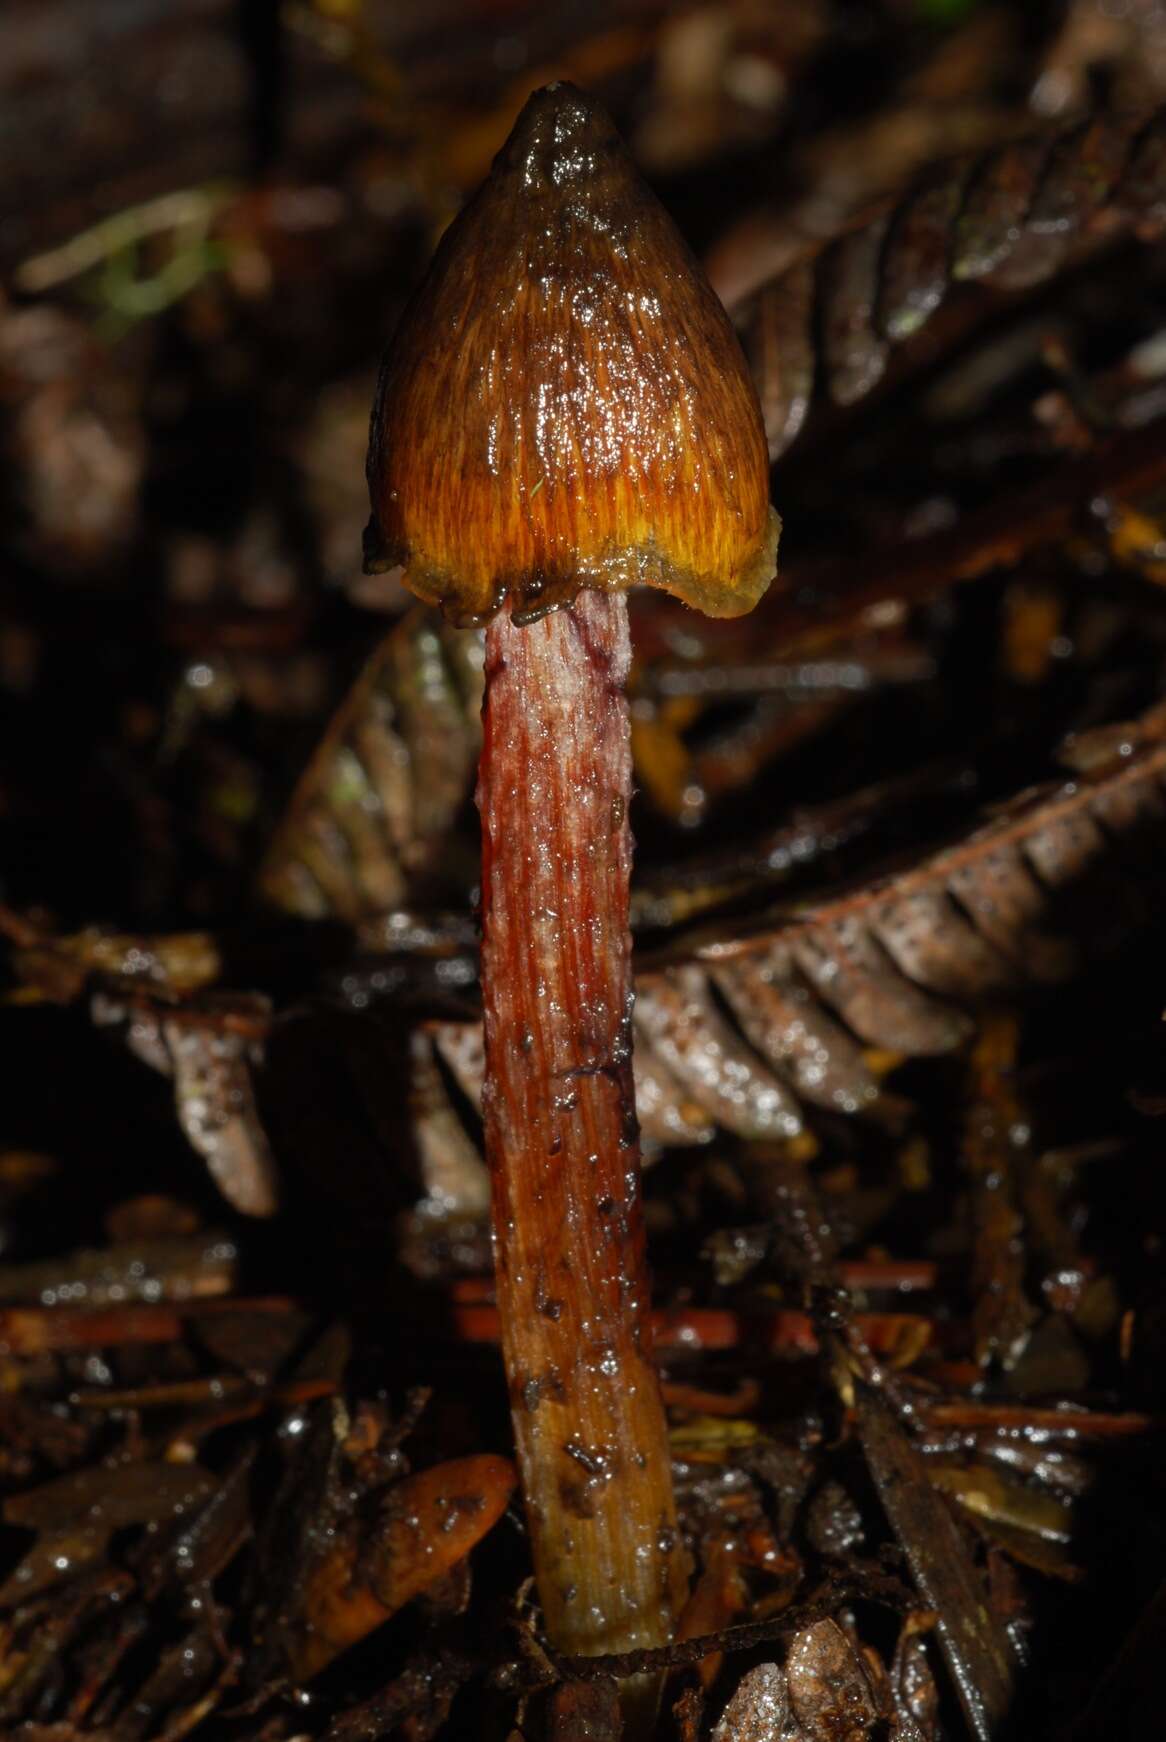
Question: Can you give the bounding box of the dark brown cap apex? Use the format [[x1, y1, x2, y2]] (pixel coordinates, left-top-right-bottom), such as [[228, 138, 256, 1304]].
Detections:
[[365, 83, 779, 626]]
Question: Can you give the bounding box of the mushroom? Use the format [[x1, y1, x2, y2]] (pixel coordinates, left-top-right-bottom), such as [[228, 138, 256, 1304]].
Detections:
[[365, 83, 779, 1662]]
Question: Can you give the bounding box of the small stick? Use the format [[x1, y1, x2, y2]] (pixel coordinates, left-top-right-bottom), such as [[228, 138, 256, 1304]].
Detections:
[[448, 1301, 938, 1360]]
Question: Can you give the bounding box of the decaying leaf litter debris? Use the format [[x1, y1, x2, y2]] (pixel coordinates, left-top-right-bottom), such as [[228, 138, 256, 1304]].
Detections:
[[3, 2, 1166, 1738]]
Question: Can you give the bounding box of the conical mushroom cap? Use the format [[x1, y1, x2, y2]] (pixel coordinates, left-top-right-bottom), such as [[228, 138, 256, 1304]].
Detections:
[[365, 82, 779, 626]]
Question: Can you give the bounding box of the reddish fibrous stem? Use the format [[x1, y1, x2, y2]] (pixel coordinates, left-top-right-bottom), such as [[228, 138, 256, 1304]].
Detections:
[[364, 81, 778, 1675], [477, 589, 688, 1658]]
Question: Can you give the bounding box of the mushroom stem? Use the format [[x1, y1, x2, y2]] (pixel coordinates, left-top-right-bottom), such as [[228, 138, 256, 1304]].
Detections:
[[477, 588, 688, 1659]]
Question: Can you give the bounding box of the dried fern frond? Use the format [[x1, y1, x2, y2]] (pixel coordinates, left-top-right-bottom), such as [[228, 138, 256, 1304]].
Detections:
[[9, 703, 1163, 1215], [423, 702, 1166, 1152], [734, 107, 1166, 457], [92, 991, 278, 1218], [257, 610, 483, 923]]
